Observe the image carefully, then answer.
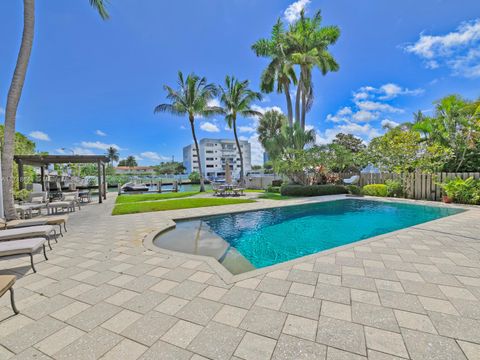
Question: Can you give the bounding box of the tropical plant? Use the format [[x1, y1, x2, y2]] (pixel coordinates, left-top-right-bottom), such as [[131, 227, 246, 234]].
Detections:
[[362, 184, 388, 197], [124, 156, 137, 168], [218, 76, 262, 185], [440, 177, 480, 205], [332, 133, 366, 153], [286, 10, 340, 129], [154, 72, 220, 192], [257, 109, 288, 159], [106, 146, 119, 167], [188, 171, 201, 184], [252, 20, 297, 125], [2, 0, 108, 219], [385, 179, 404, 197]]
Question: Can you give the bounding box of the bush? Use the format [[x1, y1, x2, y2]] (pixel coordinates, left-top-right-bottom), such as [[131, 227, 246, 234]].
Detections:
[[346, 185, 362, 195], [385, 179, 403, 197], [271, 179, 283, 187], [188, 171, 201, 184], [14, 189, 31, 201], [440, 177, 480, 205], [280, 184, 348, 197], [267, 186, 281, 193], [362, 184, 388, 197]]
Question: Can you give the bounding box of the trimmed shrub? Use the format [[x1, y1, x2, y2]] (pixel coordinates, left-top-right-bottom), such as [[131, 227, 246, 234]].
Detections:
[[362, 184, 388, 197], [280, 184, 348, 197], [346, 185, 362, 195], [267, 186, 281, 193], [271, 179, 283, 187], [188, 171, 200, 184], [385, 179, 403, 197]]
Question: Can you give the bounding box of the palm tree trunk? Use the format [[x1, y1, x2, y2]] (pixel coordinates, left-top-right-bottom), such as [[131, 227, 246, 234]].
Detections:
[[2, 0, 34, 220], [232, 117, 244, 186], [284, 82, 293, 127], [189, 116, 205, 192], [301, 89, 307, 130], [295, 81, 302, 126]]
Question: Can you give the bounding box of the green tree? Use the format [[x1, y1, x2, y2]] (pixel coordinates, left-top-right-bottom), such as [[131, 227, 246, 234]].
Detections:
[[286, 10, 340, 129], [2, 0, 108, 219], [124, 156, 137, 168], [154, 72, 220, 192], [106, 146, 119, 168], [153, 162, 185, 175], [332, 133, 365, 153], [218, 76, 262, 185], [252, 20, 297, 125], [257, 110, 288, 158]]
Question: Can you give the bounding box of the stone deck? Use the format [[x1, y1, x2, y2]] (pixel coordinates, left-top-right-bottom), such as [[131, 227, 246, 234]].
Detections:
[[0, 194, 479, 359]]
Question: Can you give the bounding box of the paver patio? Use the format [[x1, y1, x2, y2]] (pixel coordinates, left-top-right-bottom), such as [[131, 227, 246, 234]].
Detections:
[[0, 194, 479, 359]]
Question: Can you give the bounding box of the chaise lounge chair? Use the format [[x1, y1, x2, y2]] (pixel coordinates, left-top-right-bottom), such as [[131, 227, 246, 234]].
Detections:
[[343, 175, 360, 185], [0, 225, 57, 250], [0, 238, 48, 273], [0, 275, 19, 314], [2, 215, 69, 236]]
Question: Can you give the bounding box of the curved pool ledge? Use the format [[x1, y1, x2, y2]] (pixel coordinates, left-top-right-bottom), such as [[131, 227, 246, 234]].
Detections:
[[143, 195, 472, 284]]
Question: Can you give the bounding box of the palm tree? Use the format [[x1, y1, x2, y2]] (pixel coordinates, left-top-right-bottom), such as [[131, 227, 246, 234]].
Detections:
[[252, 19, 297, 126], [257, 109, 287, 159], [1, 0, 108, 219], [125, 156, 137, 168], [106, 146, 119, 167], [218, 76, 262, 186], [287, 10, 340, 129], [154, 72, 220, 192]]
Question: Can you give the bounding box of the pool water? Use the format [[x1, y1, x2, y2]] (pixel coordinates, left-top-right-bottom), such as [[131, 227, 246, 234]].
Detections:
[[202, 199, 463, 268]]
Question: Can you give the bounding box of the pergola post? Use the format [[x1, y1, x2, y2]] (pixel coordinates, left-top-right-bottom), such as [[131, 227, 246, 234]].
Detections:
[[40, 166, 45, 191], [18, 160, 25, 190], [102, 163, 107, 200], [97, 160, 102, 204]]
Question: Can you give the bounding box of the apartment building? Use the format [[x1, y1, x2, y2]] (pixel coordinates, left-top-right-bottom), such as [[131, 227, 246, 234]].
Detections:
[[183, 138, 251, 180]]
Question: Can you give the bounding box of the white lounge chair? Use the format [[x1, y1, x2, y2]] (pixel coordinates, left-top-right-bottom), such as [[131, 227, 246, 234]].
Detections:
[[0, 225, 57, 249], [0, 275, 19, 314], [0, 238, 48, 273], [343, 175, 360, 185], [2, 215, 68, 236]]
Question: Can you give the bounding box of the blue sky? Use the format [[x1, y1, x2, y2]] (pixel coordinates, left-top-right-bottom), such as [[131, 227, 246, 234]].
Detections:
[[1, 0, 479, 165]]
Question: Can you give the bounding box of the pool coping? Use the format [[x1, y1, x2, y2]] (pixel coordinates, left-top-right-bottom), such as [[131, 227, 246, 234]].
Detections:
[[143, 195, 475, 284]]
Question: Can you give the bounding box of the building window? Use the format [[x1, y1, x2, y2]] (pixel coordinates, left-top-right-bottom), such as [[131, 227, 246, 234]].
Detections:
[[206, 165, 214, 168], [206, 150, 214, 154]]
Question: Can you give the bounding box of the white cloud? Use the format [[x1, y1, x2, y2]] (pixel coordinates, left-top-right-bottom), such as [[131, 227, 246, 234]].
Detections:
[[247, 134, 264, 165], [404, 19, 480, 77], [315, 122, 380, 145], [284, 0, 310, 23], [140, 151, 169, 162], [356, 101, 403, 113], [180, 124, 187, 130], [95, 129, 107, 136], [352, 110, 378, 122], [0, 107, 4, 116], [238, 125, 256, 133], [251, 104, 283, 116], [381, 119, 400, 129], [29, 131, 51, 141], [353, 84, 423, 101], [81, 141, 122, 151], [207, 99, 221, 108], [71, 147, 95, 155], [200, 121, 220, 132]]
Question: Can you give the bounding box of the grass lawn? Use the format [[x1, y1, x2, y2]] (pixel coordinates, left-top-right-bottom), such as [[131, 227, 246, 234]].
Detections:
[[115, 191, 198, 204], [112, 197, 256, 215], [258, 192, 294, 200]]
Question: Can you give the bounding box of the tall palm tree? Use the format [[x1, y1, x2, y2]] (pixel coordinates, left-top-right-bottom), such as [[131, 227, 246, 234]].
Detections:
[[106, 146, 119, 167], [125, 155, 137, 168], [155, 72, 220, 192], [257, 109, 287, 160], [1, 0, 108, 219], [287, 10, 340, 129], [252, 19, 297, 126], [218, 76, 262, 186]]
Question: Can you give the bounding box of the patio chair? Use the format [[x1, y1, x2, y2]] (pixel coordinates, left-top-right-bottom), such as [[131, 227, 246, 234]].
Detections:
[[0, 275, 19, 315], [0, 225, 57, 250], [2, 214, 68, 236], [0, 238, 48, 273], [63, 191, 81, 210], [15, 192, 49, 218], [343, 175, 360, 185], [232, 187, 244, 196]]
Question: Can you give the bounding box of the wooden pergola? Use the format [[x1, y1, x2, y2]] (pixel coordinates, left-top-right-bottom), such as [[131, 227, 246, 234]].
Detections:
[[13, 154, 110, 203]]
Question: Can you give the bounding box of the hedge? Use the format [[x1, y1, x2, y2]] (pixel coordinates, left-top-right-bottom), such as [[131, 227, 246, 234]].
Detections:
[[362, 184, 388, 197], [280, 184, 348, 197], [266, 186, 281, 193]]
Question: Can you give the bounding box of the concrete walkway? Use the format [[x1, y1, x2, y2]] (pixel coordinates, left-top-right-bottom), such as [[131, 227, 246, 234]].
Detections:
[[0, 194, 479, 359]]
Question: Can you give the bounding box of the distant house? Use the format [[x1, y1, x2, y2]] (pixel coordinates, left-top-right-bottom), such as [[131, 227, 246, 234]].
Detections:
[[114, 166, 155, 174]]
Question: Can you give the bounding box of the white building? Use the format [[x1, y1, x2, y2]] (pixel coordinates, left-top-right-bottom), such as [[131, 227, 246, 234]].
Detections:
[[183, 138, 251, 180]]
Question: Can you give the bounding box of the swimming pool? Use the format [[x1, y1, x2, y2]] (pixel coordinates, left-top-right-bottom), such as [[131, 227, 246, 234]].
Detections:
[[198, 199, 463, 269]]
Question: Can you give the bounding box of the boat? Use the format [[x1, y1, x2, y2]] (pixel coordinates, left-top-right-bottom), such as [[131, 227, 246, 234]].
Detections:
[[121, 182, 149, 192]]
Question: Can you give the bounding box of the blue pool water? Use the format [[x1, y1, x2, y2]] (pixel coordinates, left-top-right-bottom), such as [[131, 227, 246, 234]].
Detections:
[[202, 199, 463, 268]]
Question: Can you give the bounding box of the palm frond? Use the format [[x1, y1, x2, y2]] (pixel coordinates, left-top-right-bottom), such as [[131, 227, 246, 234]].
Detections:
[[89, 0, 109, 20]]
